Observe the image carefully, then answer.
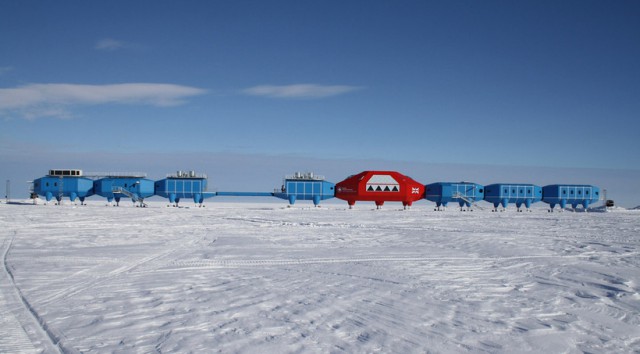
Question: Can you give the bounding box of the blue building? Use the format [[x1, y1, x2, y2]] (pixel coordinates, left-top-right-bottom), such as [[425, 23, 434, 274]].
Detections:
[[32, 169, 94, 204], [273, 172, 335, 206], [542, 184, 600, 211], [483, 183, 542, 212], [154, 171, 213, 207], [94, 174, 155, 206], [425, 182, 484, 211]]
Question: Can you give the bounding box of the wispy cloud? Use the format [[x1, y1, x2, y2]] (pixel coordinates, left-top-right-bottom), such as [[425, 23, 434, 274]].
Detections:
[[0, 66, 13, 75], [95, 38, 126, 51], [0, 83, 206, 119], [242, 84, 362, 99]]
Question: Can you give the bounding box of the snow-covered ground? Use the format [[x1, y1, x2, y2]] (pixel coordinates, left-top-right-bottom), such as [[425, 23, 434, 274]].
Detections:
[[1, 201, 639, 353]]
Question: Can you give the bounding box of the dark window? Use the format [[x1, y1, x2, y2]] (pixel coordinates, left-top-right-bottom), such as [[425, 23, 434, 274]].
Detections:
[[46, 182, 49, 187], [512, 189, 516, 193], [479, 189, 484, 193], [596, 191, 599, 195], [578, 190, 582, 195], [562, 190, 566, 194], [570, 190, 574, 194], [519, 189, 523, 193], [586, 190, 589, 194], [54, 182, 57, 186]]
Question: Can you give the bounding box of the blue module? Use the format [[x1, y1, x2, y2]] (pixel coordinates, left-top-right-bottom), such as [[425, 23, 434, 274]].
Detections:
[[273, 172, 335, 206], [154, 171, 213, 206], [94, 174, 155, 206], [483, 183, 542, 212], [542, 184, 600, 211], [32, 169, 94, 204], [425, 182, 485, 211]]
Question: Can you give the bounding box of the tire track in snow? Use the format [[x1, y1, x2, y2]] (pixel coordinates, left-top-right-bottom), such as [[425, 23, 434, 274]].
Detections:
[[36, 235, 210, 307], [37, 246, 182, 307], [150, 253, 606, 272], [0, 235, 64, 354]]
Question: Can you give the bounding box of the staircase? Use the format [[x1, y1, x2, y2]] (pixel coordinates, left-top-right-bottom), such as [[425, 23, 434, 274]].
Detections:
[[57, 176, 64, 204], [452, 192, 485, 210], [112, 187, 147, 207]]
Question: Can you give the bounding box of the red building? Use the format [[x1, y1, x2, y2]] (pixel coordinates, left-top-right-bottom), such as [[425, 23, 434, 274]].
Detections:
[[335, 171, 425, 209]]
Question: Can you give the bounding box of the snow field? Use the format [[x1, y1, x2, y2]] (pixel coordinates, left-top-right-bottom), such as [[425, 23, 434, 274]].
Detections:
[[1, 202, 639, 353]]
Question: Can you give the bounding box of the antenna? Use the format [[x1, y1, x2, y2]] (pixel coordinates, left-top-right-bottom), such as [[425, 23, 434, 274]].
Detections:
[[5, 179, 9, 203]]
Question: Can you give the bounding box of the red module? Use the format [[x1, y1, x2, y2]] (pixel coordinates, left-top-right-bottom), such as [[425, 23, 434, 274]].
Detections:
[[335, 171, 425, 209]]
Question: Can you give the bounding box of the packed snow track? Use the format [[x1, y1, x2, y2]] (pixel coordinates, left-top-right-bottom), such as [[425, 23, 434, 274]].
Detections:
[[0, 201, 639, 353]]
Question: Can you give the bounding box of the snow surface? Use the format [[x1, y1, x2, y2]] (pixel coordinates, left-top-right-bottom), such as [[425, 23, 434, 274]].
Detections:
[[1, 201, 639, 353]]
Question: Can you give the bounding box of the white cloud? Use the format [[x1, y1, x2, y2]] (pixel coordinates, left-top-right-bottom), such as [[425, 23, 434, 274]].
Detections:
[[0, 83, 206, 119], [95, 38, 126, 51], [242, 84, 362, 98]]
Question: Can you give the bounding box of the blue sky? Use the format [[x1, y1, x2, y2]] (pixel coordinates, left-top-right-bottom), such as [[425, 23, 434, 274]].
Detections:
[[1, 1, 639, 206]]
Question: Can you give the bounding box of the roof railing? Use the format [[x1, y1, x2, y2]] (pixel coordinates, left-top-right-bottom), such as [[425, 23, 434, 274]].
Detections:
[[285, 172, 325, 181], [85, 172, 148, 178], [166, 171, 208, 179]]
